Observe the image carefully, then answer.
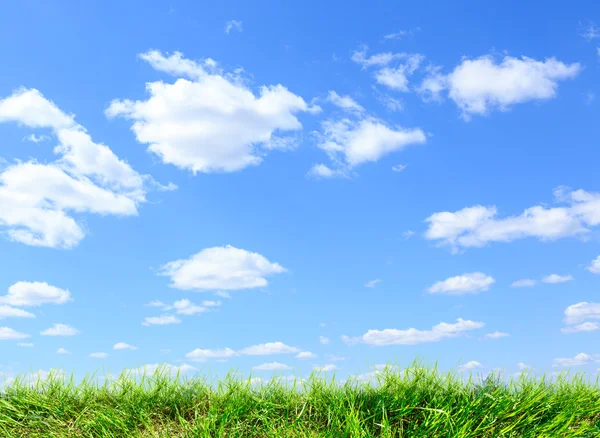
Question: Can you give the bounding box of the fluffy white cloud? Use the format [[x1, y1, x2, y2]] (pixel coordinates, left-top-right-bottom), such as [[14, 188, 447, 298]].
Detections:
[[561, 302, 600, 334], [427, 273, 495, 295], [458, 361, 483, 372], [252, 362, 291, 371], [312, 117, 426, 177], [418, 55, 580, 118], [295, 351, 316, 359], [425, 187, 600, 251], [314, 364, 336, 372], [89, 352, 108, 359], [587, 256, 600, 274], [364, 279, 381, 288], [561, 322, 600, 333], [125, 363, 196, 377], [159, 245, 286, 291], [0, 88, 158, 248], [224, 20, 242, 34], [113, 342, 138, 351], [0, 327, 30, 340], [326, 91, 364, 113], [342, 318, 484, 346], [480, 331, 510, 340], [510, 279, 537, 288], [0, 281, 71, 306], [141, 315, 181, 326], [542, 274, 573, 284], [185, 348, 238, 362], [352, 47, 424, 92], [553, 353, 599, 367], [40, 323, 79, 336], [306, 163, 349, 179], [238, 342, 299, 356], [186, 341, 299, 362], [57, 348, 71, 355], [106, 51, 318, 174], [0, 305, 35, 319], [319, 336, 330, 345]]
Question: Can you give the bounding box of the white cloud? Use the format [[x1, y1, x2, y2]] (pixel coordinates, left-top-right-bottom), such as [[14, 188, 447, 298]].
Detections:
[[480, 331, 509, 340], [517, 362, 531, 371], [402, 230, 415, 239], [127, 363, 197, 376], [392, 164, 407, 172], [142, 315, 181, 326], [113, 342, 138, 351], [0, 88, 157, 249], [365, 279, 381, 288], [215, 291, 231, 299], [561, 322, 600, 333], [352, 47, 424, 92], [418, 55, 580, 119], [238, 342, 299, 356], [89, 352, 108, 359], [383, 30, 408, 40], [0, 327, 30, 340], [185, 348, 238, 362], [224, 20, 242, 34], [24, 133, 49, 143], [172, 299, 208, 315], [425, 187, 600, 251], [0, 305, 35, 319], [185, 341, 299, 362], [326, 91, 364, 113], [587, 256, 600, 274], [159, 245, 286, 291], [342, 318, 484, 346], [427, 273, 495, 295], [57, 348, 71, 355], [373, 88, 404, 112], [458, 361, 483, 372], [542, 274, 573, 284], [40, 323, 78, 336], [579, 21, 600, 41], [106, 50, 318, 174], [146, 300, 166, 307], [319, 336, 330, 345], [306, 163, 349, 179], [313, 117, 426, 175], [17, 342, 34, 347], [252, 362, 291, 371], [314, 364, 336, 372], [553, 353, 598, 367], [510, 279, 537, 288], [295, 351, 316, 359], [562, 302, 600, 334], [0, 281, 71, 306]]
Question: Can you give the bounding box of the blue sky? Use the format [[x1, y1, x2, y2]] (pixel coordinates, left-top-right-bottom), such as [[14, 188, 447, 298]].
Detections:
[[1, 0, 600, 384]]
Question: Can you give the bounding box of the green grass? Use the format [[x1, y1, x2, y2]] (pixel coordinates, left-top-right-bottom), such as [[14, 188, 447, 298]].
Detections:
[[1, 361, 599, 437]]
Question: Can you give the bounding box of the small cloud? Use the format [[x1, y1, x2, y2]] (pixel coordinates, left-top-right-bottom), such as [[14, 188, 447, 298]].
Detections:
[[383, 30, 408, 40], [392, 164, 407, 172], [510, 279, 537, 288], [479, 331, 509, 341], [17, 342, 34, 347], [113, 342, 138, 351], [145, 300, 166, 307], [314, 364, 336, 372], [364, 279, 381, 288], [458, 361, 483, 372], [23, 134, 49, 143], [40, 323, 79, 336], [252, 362, 291, 371], [57, 348, 71, 355], [225, 20, 242, 34], [542, 274, 573, 284], [142, 315, 181, 326], [553, 352, 598, 367], [327, 355, 348, 362], [402, 230, 415, 239], [215, 291, 231, 299], [325, 91, 364, 113], [295, 351, 316, 359], [319, 336, 330, 345], [89, 352, 108, 359], [427, 273, 495, 295], [579, 20, 600, 41], [561, 322, 600, 333], [587, 256, 600, 274]]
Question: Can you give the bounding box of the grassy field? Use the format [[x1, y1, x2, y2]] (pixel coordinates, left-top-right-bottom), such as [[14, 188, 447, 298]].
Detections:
[[1, 363, 599, 437]]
